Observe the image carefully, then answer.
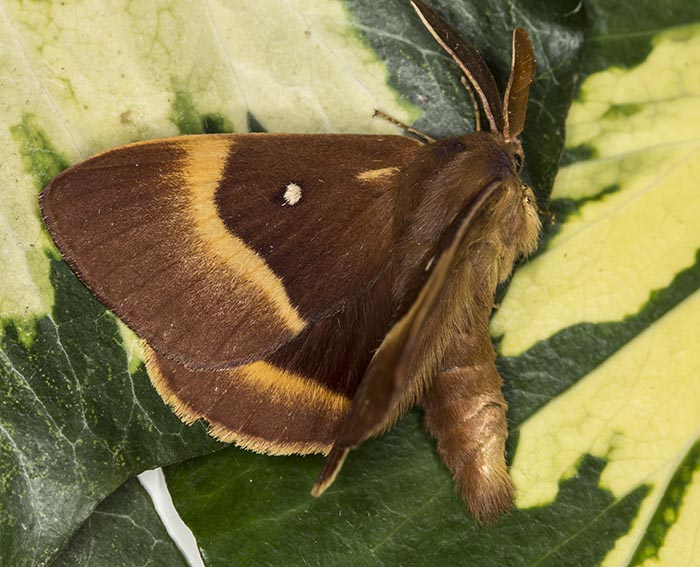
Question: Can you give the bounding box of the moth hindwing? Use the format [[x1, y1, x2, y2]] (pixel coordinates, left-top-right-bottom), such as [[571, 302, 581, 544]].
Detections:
[[40, 0, 540, 524]]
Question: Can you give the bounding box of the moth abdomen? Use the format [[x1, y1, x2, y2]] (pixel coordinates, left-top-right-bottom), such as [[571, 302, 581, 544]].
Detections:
[[422, 337, 514, 524]]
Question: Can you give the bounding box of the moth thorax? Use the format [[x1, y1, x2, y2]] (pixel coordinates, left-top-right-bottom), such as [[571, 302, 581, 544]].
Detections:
[[492, 183, 542, 283]]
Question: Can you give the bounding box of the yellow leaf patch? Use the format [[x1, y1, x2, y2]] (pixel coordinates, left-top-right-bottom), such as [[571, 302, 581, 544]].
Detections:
[[493, 23, 700, 567], [493, 25, 700, 355]]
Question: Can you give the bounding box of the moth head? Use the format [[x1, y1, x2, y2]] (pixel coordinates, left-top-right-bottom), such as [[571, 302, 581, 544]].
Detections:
[[411, 1, 535, 142], [393, 132, 520, 262], [506, 139, 525, 175]]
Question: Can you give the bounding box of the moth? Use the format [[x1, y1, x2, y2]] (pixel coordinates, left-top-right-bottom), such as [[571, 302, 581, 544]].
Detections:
[[40, 0, 540, 523]]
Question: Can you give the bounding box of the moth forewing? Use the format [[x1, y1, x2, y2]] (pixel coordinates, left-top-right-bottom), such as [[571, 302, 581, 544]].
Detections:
[[40, 133, 420, 371]]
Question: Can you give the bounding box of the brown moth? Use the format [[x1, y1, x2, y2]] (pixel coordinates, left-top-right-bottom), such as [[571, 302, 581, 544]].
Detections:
[[40, 0, 540, 523]]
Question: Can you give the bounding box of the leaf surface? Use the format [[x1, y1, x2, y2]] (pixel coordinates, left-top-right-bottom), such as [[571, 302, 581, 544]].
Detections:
[[6, 0, 697, 566], [53, 479, 190, 567]]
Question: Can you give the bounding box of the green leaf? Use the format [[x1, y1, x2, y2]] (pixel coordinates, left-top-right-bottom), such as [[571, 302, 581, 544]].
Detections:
[[167, 414, 648, 567], [491, 5, 700, 566], [7, 0, 698, 566], [0, 258, 220, 566], [53, 478, 189, 567]]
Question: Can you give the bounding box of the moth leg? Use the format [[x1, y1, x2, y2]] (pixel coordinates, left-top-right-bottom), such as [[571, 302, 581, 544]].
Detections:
[[372, 109, 436, 144], [536, 204, 556, 225], [460, 76, 481, 132], [421, 332, 513, 524]]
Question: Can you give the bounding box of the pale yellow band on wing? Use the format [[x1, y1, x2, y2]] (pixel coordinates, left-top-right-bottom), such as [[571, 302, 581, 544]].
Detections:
[[355, 166, 399, 182], [179, 136, 305, 335], [215, 362, 350, 455], [240, 361, 350, 416], [206, 423, 331, 455], [144, 344, 349, 456]]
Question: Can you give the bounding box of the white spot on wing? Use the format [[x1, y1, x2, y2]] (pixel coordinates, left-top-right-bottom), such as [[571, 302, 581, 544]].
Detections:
[[283, 183, 302, 206]]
